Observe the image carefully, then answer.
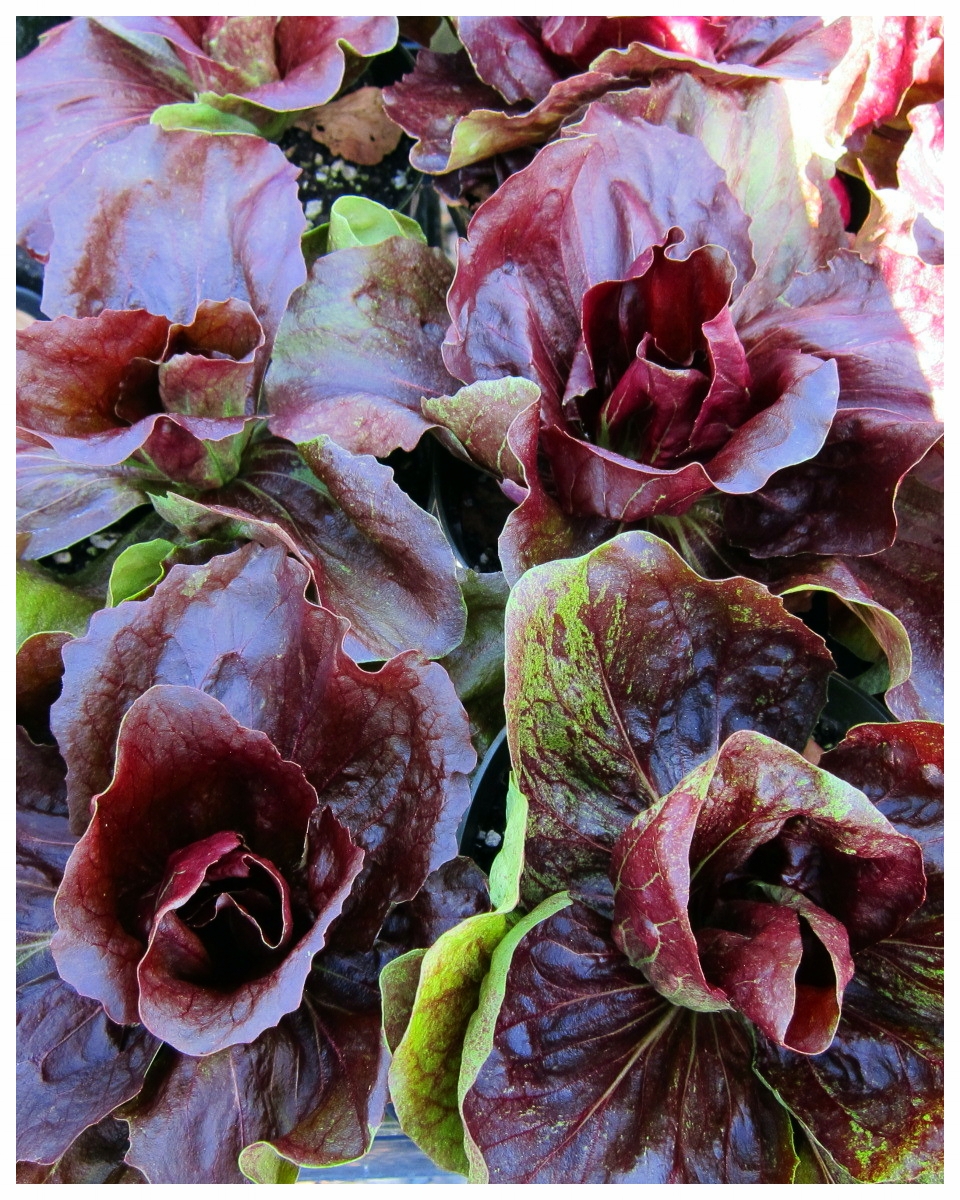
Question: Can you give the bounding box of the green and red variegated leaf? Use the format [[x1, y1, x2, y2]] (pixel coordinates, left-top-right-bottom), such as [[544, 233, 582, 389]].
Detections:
[[504, 532, 833, 904], [459, 896, 797, 1183]]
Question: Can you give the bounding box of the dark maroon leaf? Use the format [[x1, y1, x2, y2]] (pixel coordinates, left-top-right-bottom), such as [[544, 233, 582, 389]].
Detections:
[[17, 631, 69, 743], [821, 721, 943, 879], [720, 722, 943, 1181], [460, 898, 797, 1182], [747, 441, 942, 722], [122, 952, 388, 1183], [754, 902, 943, 1182], [610, 732, 925, 1052], [18, 974, 160, 1166], [41, 125, 306, 376], [51, 544, 475, 941], [16, 726, 67, 821], [150, 435, 466, 661], [378, 856, 492, 957], [504, 532, 833, 903], [18, 1116, 147, 1184], [266, 238, 456, 455], [16, 17, 191, 257]]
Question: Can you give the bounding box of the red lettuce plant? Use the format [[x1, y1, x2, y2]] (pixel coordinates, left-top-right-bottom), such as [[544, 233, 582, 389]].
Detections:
[[16, 129, 466, 660], [17, 544, 480, 1182], [384, 533, 942, 1182], [430, 89, 941, 583]]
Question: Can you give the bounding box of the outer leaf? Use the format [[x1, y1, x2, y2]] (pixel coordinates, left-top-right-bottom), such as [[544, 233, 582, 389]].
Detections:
[[385, 18, 849, 177], [150, 436, 466, 661], [17, 748, 159, 1164], [123, 952, 388, 1183], [41, 125, 306, 378], [422, 378, 537, 483], [123, 15, 399, 115], [504, 532, 833, 903], [386, 778, 528, 1174], [16, 17, 191, 256], [459, 897, 797, 1183], [266, 239, 456, 455], [821, 722, 942, 878], [729, 252, 941, 557], [16, 451, 136, 564], [17, 1116, 147, 1185], [51, 545, 476, 942], [16, 632, 70, 743], [437, 569, 509, 757]]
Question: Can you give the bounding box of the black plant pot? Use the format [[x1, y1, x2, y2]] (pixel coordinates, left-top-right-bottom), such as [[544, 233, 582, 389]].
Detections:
[[814, 672, 894, 751], [458, 728, 510, 874], [17, 284, 45, 322], [430, 447, 515, 573]]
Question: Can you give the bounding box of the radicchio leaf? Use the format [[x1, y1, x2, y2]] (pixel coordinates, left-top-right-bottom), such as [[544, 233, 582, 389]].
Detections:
[[17, 734, 159, 1165], [266, 237, 456, 455], [18, 1116, 147, 1185], [610, 731, 925, 1052], [52, 685, 360, 1056], [51, 544, 475, 944], [384, 18, 849, 178], [149, 435, 466, 661], [122, 951, 388, 1184], [504, 532, 833, 904], [754, 723, 943, 1182], [443, 96, 754, 399], [384, 777, 527, 1174], [16, 17, 192, 257], [459, 897, 797, 1183]]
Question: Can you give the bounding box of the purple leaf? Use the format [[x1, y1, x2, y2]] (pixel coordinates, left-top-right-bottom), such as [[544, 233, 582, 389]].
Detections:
[[122, 953, 389, 1183], [266, 238, 456, 455], [16, 17, 191, 257], [17, 739, 159, 1164], [150, 436, 466, 661], [41, 126, 306, 375], [18, 1116, 147, 1184]]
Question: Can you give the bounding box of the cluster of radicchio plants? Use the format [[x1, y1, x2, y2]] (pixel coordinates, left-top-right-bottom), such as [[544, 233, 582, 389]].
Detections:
[[17, 14, 942, 1186]]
